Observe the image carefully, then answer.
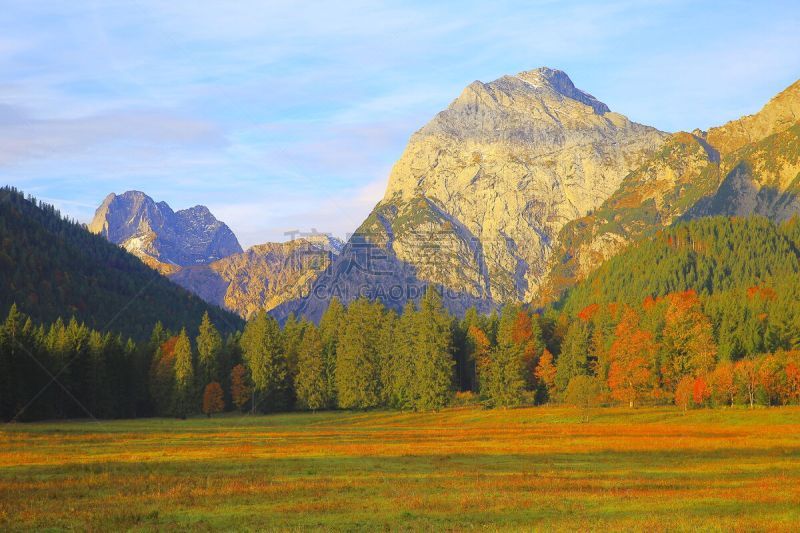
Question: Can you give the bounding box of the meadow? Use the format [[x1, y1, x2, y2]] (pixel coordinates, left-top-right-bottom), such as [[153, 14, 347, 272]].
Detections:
[[1, 407, 800, 531]]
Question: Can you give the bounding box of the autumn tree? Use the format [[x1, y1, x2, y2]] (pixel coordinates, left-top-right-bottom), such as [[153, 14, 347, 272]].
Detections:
[[735, 358, 759, 409], [230, 363, 252, 412], [564, 375, 602, 422], [510, 310, 542, 389], [202, 382, 225, 417], [692, 376, 711, 407], [709, 361, 736, 406], [468, 324, 492, 392], [607, 309, 654, 408], [785, 356, 800, 405], [172, 328, 195, 419], [535, 348, 558, 402], [674, 375, 694, 412]]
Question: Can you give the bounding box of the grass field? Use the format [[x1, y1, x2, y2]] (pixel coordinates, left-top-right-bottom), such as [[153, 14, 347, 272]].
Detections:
[[2, 406, 800, 531]]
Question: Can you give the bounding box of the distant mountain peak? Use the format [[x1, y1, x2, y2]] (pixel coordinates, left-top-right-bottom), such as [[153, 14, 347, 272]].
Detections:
[[89, 191, 242, 272]]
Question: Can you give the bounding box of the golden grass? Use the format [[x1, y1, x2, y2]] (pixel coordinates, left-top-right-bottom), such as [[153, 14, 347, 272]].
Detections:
[[1, 406, 800, 531]]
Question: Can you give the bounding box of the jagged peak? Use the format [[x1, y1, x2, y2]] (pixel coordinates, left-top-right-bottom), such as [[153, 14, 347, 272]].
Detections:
[[516, 67, 610, 114], [456, 67, 611, 116]]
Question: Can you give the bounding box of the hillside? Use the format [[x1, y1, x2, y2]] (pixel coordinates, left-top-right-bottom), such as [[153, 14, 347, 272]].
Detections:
[[539, 79, 800, 303], [0, 187, 243, 338], [558, 215, 800, 359]]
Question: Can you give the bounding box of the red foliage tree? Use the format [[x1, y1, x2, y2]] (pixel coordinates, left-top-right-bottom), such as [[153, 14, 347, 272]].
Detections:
[[692, 376, 711, 407], [230, 364, 252, 412], [202, 382, 225, 417]]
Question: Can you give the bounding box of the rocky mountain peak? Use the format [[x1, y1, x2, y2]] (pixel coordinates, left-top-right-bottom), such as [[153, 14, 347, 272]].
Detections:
[[279, 67, 667, 320], [89, 191, 242, 272], [515, 67, 611, 114]]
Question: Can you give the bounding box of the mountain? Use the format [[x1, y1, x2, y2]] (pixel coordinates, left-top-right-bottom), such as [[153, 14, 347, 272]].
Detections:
[[278, 67, 666, 319], [89, 191, 243, 273], [0, 187, 242, 339], [539, 79, 800, 304], [90, 191, 344, 318], [169, 235, 342, 319]]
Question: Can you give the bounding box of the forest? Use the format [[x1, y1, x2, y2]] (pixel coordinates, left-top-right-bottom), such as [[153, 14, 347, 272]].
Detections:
[[4, 187, 800, 420], [5, 214, 800, 422]]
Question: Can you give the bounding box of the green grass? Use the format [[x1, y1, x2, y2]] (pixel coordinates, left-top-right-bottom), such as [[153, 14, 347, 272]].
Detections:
[[2, 406, 800, 531]]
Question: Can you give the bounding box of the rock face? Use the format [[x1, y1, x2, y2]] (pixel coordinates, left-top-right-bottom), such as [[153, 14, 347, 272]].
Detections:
[[169, 236, 342, 319], [278, 67, 667, 319], [539, 79, 800, 304], [89, 191, 243, 273], [90, 191, 343, 318]]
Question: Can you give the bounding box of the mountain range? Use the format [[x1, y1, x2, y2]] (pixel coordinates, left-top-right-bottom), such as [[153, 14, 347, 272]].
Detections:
[[86, 68, 800, 321]]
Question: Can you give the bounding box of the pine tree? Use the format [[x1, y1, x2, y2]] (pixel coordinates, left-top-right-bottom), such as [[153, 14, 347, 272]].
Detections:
[[410, 288, 454, 411], [555, 320, 592, 395], [335, 298, 383, 409], [241, 312, 287, 412], [319, 297, 345, 406], [295, 325, 330, 410], [483, 342, 526, 408], [173, 329, 195, 419], [196, 312, 222, 389]]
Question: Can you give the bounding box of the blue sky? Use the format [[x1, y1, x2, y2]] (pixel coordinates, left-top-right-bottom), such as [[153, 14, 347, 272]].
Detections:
[[1, 1, 799, 247]]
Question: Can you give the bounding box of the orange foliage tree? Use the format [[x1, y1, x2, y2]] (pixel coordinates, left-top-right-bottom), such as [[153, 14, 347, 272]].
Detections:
[[607, 309, 655, 408], [785, 358, 800, 405], [202, 382, 225, 417], [674, 375, 694, 412], [534, 348, 557, 402], [709, 362, 736, 406], [468, 325, 492, 389], [511, 311, 540, 389]]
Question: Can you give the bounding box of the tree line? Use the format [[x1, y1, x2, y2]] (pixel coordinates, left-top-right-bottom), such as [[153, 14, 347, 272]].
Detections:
[[4, 280, 800, 421]]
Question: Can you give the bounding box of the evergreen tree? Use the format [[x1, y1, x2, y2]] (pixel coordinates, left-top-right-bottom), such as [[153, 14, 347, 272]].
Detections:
[[555, 320, 592, 395], [335, 298, 383, 409], [241, 312, 287, 412], [295, 325, 330, 410], [319, 297, 345, 406], [483, 342, 526, 408], [172, 329, 195, 418], [409, 288, 454, 410], [196, 312, 222, 388]]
